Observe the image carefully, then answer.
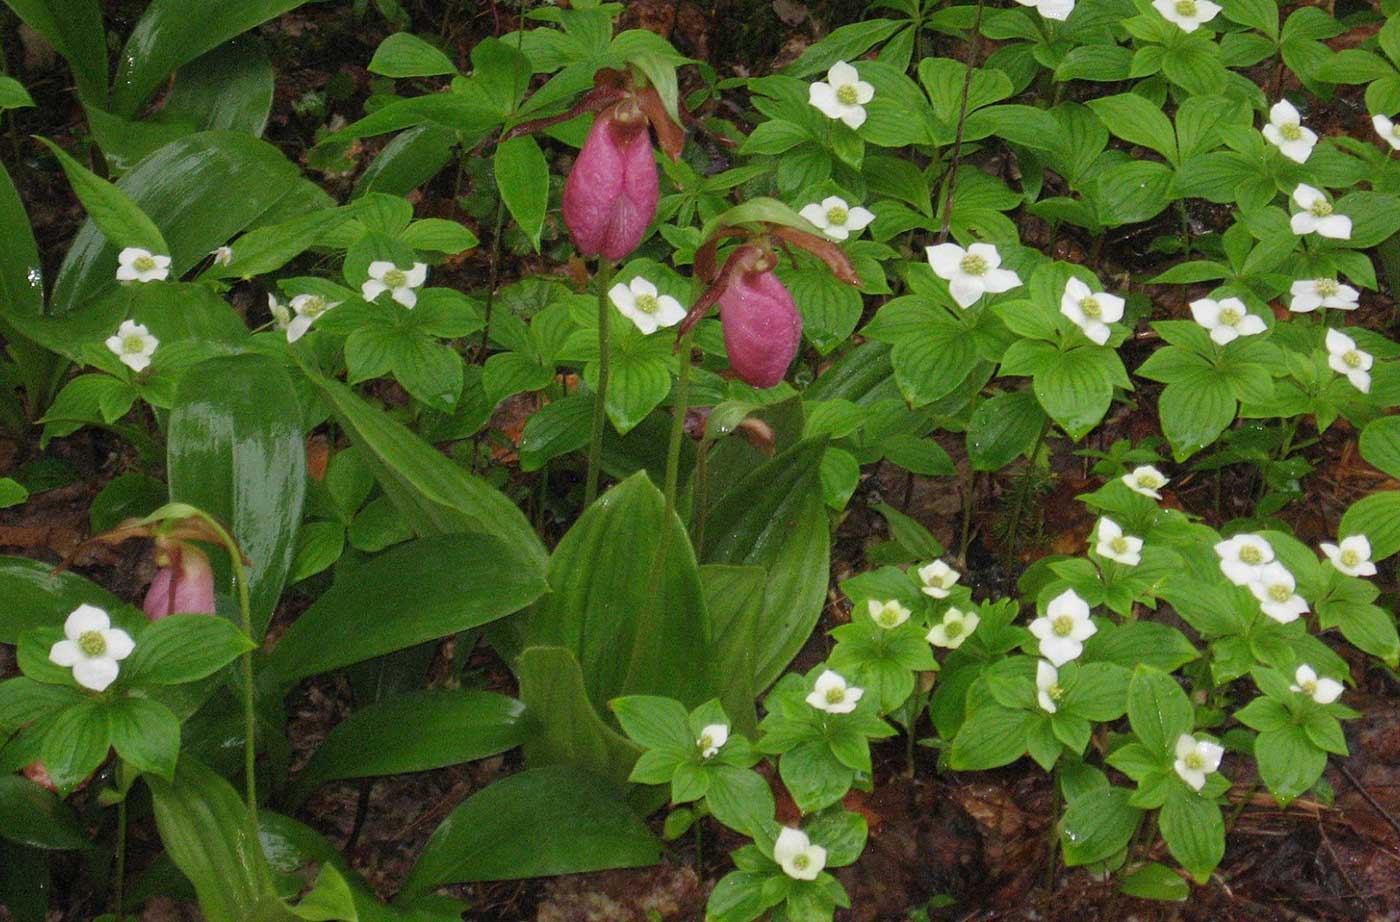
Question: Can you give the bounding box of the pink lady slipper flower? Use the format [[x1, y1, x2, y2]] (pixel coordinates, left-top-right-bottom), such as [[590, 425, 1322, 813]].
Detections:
[[511, 68, 684, 262], [142, 537, 216, 620]]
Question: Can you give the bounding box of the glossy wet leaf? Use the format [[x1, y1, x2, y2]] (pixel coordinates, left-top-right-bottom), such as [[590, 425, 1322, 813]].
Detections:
[[0, 775, 90, 850], [3, 0, 107, 103]]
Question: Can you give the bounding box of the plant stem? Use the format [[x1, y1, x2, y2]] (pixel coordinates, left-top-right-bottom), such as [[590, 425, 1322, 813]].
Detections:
[[114, 797, 127, 922], [691, 441, 711, 551], [584, 259, 615, 506], [663, 329, 696, 522], [935, 0, 986, 244]]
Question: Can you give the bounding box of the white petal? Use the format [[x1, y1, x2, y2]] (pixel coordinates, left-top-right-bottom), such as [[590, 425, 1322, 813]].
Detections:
[[1085, 321, 1111, 345], [1325, 328, 1355, 354], [799, 203, 829, 230], [1290, 291, 1322, 313], [825, 223, 850, 241], [948, 275, 984, 308], [1280, 138, 1313, 163], [654, 295, 687, 328], [1209, 325, 1239, 345], [65, 604, 111, 639], [1293, 184, 1323, 209], [102, 628, 134, 660], [1195, 0, 1221, 20], [73, 656, 120, 692], [366, 260, 395, 280], [1313, 678, 1344, 704], [1096, 293, 1125, 322], [926, 243, 965, 279], [981, 268, 1021, 295], [845, 206, 875, 231], [1235, 314, 1267, 337], [405, 263, 429, 287], [1348, 369, 1371, 393], [838, 104, 867, 129], [49, 640, 82, 667], [1039, 635, 1082, 667], [1189, 298, 1222, 327], [827, 61, 859, 87], [629, 277, 658, 298], [1269, 100, 1300, 125], [361, 279, 389, 301], [1316, 214, 1352, 239], [115, 265, 141, 281], [1037, 659, 1058, 690], [808, 81, 841, 119], [286, 315, 314, 343], [967, 243, 1002, 268], [1290, 212, 1318, 235], [852, 81, 875, 105], [1039, 0, 1075, 19], [392, 287, 418, 309], [1175, 734, 1198, 761]]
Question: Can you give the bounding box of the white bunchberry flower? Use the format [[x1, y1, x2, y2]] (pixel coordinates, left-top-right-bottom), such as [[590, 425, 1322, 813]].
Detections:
[[1013, 0, 1075, 20], [608, 277, 686, 335], [1289, 278, 1358, 313], [773, 827, 827, 881], [1036, 659, 1063, 713], [1320, 534, 1377, 578], [1249, 561, 1308, 623], [696, 723, 729, 759], [362, 260, 428, 308], [48, 604, 134, 692], [105, 320, 159, 372], [805, 669, 863, 714], [268, 294, 292, 334], [1373, 114, 1400, 151], [1095, 517, 1143, 566], [1189, 296, 1266, 345], [799, 196, 875, 241], [926, 242, 1022, 308], [1122, 465, 1169, 499], [808, 61, 874, 129], [917, 560, 961, 599], [1059, 277, 1124, 346], [1290, 664, 1344, 704], [867, 599, 912, 629], [926, 606, 980, 650], [1290, 184, 1352, 239], [1173, 734, 1223, 791], [1262, 100, 1317, 164], [115, 246, 171, 283], [1325, 328, 1373, 394], [1029, 589, 1097, 666], [1215, 533, 1274, 586], [285, 293, 340, 343], [1153, 0, 1221, 31], [210, 245, 234, 267]]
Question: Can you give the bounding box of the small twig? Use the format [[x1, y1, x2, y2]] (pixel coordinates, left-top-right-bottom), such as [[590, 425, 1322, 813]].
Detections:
[[1336, 759, 1400, 842], [935, 0, 986, 244]]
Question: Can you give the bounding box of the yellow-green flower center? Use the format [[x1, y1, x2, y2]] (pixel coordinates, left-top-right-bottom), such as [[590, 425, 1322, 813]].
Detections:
[[134, 255, 156, 272], [1136, 473, 1160, 489], [699, 733, 715, 751], [1175, 0, 1197, 15], [943, 619, 963, 638], [1184, 751, 1205, 770], [1218, 307, 1242, 326], [1279, 123, 1302, 142], [1052, 614, 1075, 637], [1342, 349, 1363, 368], [1309, 199, 1332, 217], [836, 84, 859, 106], [792, 853, 811, 869], [825, 686, 846, 704], [1080, 296, 1101, 319], [122, 335, 146, 354], [826, 206, 848, 226], [1267, 583, 1291, 603], [960, 253, 988, 276], [1110, 536, 1129, 554], [383, 269, 407, 288], [1047, 683, 1065, 701], [1239, 545, 1263, 565], [635, 293, 660, 314], [300, 296, 328, 317], [79, 630, 106, 657], [1300, 679, 1318, 696], [1341, 548, 1360, 567], [1315, 278, 1339, 297]]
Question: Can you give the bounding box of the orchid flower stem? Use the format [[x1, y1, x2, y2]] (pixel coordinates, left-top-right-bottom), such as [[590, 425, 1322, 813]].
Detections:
[[662, 328, 696, 524], [584, 258, 615, 507]]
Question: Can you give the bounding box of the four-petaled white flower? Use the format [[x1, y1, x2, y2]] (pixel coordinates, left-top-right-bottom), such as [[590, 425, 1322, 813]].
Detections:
[[1036, 659, 1063, 714], [808, 61, 874, 130], [799, 196, 875, 241], [608, 276, 686, 335], [1189, 296, 1266, 345], [697, 723, 729, 759], [1373, 114, 1400, 151], [1122, 465, 1169, 499], [285, 293, 341, 343], [362, 260, 428, 308], [1153, 0, 1220, 32], [1325, 328, 1373, 394], [868, 598, 912, 630], [1262, 100, 1317, 164], [774, 827, 827, 881], [1290, 664, 1344, 704], [1095, 517, 1143, 566], [1060, 277, 1124, 346], [210, 245, 234, 267], [1029, 589, 1097, 666], [1289, 278, 1358, 313], [116, 246, 171, 283], [926, 242, 1022, 308], [1215, 533, 1274, 586], [927, 607, 980, 650], [105, 320, 159, 372], [1321, 534, 1376, 578], [1290, 184, 1351, 239], [1173, 734, 1224, 791], [1249, 561, 1308, 623], [917, 560, 960, 599], [48, 604, 135, 692], [1013, 0, 1075, 21], [806, 669, 863, 714]]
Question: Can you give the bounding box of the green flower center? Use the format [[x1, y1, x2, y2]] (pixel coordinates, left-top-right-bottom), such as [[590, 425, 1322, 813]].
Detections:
[[960, 253, 988, 276], [383, 269, 407, 288], [699, 734, 715, 751], [826, 206, 848, 226], [1136, 473, 1160, 489], [1048, 683, 1065, 701], [1267, 583, 1291, 602], [944, 619, 963, 638], [1184, 751, 1205, 770], [1052, 614, 1075, 637], [1239, 545, 1263, 564], [825, 686, 846, 705], [121, 335, 146, 354], [1080, 296, 1101, 319], [1175, 0, 1197, 15], [134, 255, 156, 272], [1110, 536, 1130, 554], [1315, 278, 1340, 297], [635, 293, 660, 314], [836, 84, 859, 106], [1393, 124, 1400, 139], [1343, 349, 1364, 368], [1301, 679, 1318, 696], [792, 853, 811, 870], [1279, 123, 1302, 142], [78, 631, 106, 657], [1341, 548, 1360, 566], [300, 296, 327, 317], [1218, 307, 1242, 326], [1309, 199, 1332, 217]]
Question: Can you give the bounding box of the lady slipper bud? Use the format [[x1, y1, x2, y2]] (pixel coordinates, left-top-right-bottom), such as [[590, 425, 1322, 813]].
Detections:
[[562, 102, 659, 261], [717, 248, 803, 389], [142, 538, 216, 620]]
